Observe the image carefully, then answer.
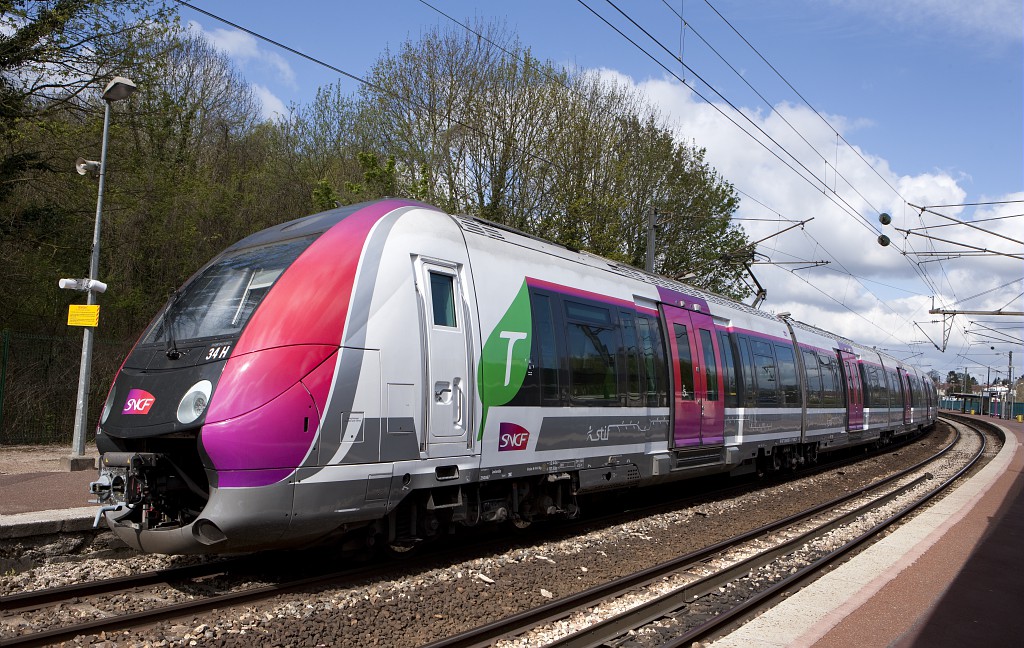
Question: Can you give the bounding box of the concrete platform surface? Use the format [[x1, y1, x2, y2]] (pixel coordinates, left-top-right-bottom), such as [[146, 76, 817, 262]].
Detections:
[[711, 412, 1024, 648]]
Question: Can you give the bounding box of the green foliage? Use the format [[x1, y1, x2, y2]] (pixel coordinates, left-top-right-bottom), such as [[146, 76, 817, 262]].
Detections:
[[312, 178, 339, 211], [344, 151, 397, 202]]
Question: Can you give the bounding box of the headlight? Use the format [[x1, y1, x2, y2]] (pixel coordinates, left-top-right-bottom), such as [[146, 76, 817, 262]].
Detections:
[[100, 388, 117, 424], [177, 380, 213, 424]]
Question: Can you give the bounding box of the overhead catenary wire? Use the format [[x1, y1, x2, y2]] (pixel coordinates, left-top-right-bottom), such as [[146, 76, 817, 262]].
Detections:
[[586, 0, 885, 240], [579, 0, 938, 348], [698, 0, 907, 204], [658, 0, 891, 220], [687, 0, 1022, 347]]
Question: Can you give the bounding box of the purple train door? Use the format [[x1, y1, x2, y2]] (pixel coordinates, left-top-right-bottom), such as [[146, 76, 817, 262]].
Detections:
[[838, 351, 864, 430], [662, 305, 725, 447]]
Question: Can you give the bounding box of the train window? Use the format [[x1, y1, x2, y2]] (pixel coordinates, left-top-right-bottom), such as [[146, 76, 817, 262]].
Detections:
[[142, 234, 317, 345], [620, 311, 643, 406], [533, 294, 561, 405], [753, 350, 779, 407], [700, 329, 719, 401], [774, 344, 799, 407], [868, 367, 887, 408], [818, 353, 841, 407], [718, 331, 739, 408], [565, 300, 613, 326], [637, 316, 669, 406], [429, 272, 457, 327], [231, 267, 283, 327], [802, 350, 823, 407], [754, 355, 778, 405], [565, 301, 619, 405], [737, 336, 757, 408], [673, 323, 696, 401], [858, 365, 872, 408]]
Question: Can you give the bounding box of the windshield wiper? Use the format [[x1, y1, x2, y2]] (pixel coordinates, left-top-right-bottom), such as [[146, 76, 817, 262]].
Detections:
[[164, 289, 183, 360]]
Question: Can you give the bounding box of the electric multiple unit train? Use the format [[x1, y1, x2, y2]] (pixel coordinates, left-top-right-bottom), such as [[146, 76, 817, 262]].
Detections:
[[90, 199, 937, 554]]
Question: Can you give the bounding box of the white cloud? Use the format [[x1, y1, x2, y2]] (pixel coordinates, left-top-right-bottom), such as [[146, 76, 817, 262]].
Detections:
[[604, 70, 1022, 376], [187, 20, 296, 86], [252, 83, 288, 121], [186, 20, 296, 121]]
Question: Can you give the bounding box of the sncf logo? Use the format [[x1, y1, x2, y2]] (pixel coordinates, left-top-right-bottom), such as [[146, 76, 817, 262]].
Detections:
[[498, 422, 530, 451], [123, 388, 156, 415]]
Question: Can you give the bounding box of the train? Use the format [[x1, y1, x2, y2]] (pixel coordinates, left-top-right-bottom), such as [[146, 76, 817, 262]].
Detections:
[[89, 198, 937, 554]]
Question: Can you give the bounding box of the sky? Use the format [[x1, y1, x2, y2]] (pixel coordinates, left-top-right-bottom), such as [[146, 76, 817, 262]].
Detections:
[[178, 0, 1023, 387]]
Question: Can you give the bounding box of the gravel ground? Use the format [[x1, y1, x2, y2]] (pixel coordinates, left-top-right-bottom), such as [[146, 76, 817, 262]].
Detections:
[[1, 429, 957, 647]]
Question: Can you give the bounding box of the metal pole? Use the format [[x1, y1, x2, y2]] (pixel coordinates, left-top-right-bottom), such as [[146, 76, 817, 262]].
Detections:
[[985, 366, 991, 414], [1009, 350, 1014, 420], [645, 207, 656, 273], [70, 100, 111, 460], [0, 330, 8, 436]]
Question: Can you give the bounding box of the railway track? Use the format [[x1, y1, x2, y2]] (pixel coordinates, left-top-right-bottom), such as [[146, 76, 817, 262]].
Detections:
[[0, 426, 948, 647], [423, 416, 994, 648]]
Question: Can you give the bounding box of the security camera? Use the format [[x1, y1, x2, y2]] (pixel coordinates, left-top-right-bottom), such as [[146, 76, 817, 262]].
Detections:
[[59, 278, 107, 293], [75, 158, 100, 177]]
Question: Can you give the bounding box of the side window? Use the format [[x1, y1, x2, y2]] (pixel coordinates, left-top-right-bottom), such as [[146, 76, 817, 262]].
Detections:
[[565, 300, 619, 405], [429, 272, 457, 327], [870, 367, 886, 407], [858, 364, 872, 408], [718, 331, 739, 408], [700, 329, 719, 401], [738, 336, 757, 408], [637, 316, 669, 406], [533, 294, 561, 405], [673, 323, 696, 401], [802, 350, 823, 407], [620, 311, 643, 406], [751, 339, 779, 407], [818, 353, 840, 406], [774, 344, 799, 407]]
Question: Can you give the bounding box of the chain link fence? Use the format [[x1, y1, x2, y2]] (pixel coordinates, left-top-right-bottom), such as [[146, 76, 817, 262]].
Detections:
[[0, 330, 133, 446]]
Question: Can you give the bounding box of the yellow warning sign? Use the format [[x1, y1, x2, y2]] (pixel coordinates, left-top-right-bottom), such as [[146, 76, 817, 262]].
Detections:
[[68, 305, 100, 327]]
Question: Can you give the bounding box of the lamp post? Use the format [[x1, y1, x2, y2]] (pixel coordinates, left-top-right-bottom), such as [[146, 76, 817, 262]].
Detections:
[[64, 76, 136, 471]]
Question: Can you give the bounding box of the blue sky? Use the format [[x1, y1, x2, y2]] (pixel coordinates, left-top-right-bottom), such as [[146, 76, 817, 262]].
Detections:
[[181, 0, 1023, 384]]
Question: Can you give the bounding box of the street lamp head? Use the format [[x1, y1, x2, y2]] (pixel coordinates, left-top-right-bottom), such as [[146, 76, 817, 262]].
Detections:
[[102, 76, 136, 102]]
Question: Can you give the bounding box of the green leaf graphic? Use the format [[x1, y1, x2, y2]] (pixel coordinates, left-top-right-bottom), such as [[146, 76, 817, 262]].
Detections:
[[478, 281, 532, 438]]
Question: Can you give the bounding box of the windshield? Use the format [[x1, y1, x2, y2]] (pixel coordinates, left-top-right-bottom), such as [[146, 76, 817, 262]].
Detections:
[[143, 235, 317, 345]]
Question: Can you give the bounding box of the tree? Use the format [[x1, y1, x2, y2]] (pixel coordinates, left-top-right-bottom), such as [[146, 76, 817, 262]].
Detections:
[[0, 0, 171, 198]]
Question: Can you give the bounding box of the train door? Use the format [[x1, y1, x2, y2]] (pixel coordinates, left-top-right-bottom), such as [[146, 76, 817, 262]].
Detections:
[[419, 260, 472, 457], [662, 305, 724, 447], [838, 351, 863, 430]]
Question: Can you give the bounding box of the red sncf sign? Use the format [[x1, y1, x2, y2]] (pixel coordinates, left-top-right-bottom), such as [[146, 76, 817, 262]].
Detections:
[[498, 422, 530, 451], [123, 388, 156, 415]]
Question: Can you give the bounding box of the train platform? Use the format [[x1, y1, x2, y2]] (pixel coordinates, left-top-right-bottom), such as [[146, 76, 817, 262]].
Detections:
[[0, 446, 99, 539], [713, 411, 1024, 648]]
